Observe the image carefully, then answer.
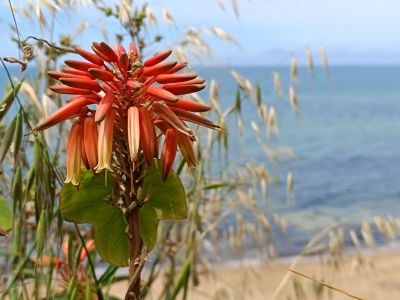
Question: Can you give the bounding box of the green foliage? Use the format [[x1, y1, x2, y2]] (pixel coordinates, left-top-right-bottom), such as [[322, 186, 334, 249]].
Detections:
[[12, 166, 22, 211], [60, 171, 130, 267], [0, 196, 12, 233], [98, 265, 119, 287], [36, 210, 47, 257], [0, 114, 17, 164], [13, 110, 23, 160], [140, 161, 187, 251], [0, 80, 22, 122], [256, 82, 262, 107], [60, 163, 188, 265], [172, 259, 191, 299]]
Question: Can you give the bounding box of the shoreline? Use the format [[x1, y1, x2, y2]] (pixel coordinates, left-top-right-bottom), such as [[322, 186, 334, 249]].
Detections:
[[108, 241, 400, 299]]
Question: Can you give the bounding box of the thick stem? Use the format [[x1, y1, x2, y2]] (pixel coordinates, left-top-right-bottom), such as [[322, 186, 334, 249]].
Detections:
[[118, 111, 144, 300], [126, 205, 142, 300]]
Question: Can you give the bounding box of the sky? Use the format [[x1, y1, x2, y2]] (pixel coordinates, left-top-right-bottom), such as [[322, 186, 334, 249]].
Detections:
[[1, 0, 400, 66]]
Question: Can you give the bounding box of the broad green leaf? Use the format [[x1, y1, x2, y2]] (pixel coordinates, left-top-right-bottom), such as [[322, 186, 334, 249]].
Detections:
[[0, 196, 12, 233], [60, 171, 129, 267], [140, 161, 187, 250], [61, 161, 188, 264]]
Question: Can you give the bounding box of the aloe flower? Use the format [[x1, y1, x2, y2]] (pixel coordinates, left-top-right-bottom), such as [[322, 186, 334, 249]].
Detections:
[[33, 42, 219, 185]]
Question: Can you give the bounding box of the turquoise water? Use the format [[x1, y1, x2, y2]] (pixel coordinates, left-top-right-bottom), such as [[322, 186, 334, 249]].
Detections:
[[199, 66, 400, 255], [2, 65, 400, 256]]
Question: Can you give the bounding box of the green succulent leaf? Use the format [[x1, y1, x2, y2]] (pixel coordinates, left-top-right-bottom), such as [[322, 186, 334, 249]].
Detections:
[[140, 161, 187, 251], [60, 171, 129, 267], [60, 162, 187, 264]]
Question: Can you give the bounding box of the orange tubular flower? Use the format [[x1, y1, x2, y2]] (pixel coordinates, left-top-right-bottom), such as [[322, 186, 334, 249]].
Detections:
[[83, 117, 98, 171], [177, 133, 197, 168], [127, 107, 140, 162], [33, 41, 220, 185], [65, 122, 81, 186], [160, 128, 178, 180], [96, 109, 116, 173], [79, 239, 96, 261]]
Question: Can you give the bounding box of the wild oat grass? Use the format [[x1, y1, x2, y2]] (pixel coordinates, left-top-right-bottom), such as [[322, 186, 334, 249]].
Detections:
[[0, 1, 392, 300]]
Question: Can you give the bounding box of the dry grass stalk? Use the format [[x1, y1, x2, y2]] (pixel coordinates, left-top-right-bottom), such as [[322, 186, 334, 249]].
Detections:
[[250, 121, 261, 140], [230, 0, 239, 18], [290, 56, 299, 82], [267, 106, 278, 137], [289, 86, 300, 112], [273, 214, 288, 235], [217, 0, 226, 12], [211, 26, 239, 46], [273, 72, 283, 97], [162, 8, 175, 25], [146, 6, 158, 25], [360, 221, 375, 247], [119, 0, 131, 22], [288, 268, 366, 300], [259, 103, 268, 122], [286, 172, 294, 199], [230, 70, 248, 91], [319, 45, 330, 75], [306, 48, 314, 74], [21, 81, 44, 116], [349, 229, 362, 253]]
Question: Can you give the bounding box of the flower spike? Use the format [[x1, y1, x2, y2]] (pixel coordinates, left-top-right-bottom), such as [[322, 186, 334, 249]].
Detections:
[[34, 41, 219, 184]]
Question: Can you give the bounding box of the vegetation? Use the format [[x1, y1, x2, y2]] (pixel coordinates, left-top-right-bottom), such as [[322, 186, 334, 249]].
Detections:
[[2, 1, 394, 300]]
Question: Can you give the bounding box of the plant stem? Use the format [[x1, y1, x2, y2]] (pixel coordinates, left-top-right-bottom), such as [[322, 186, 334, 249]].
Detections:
[[118, 111, 144, 300], [126, 202, 143, 299]]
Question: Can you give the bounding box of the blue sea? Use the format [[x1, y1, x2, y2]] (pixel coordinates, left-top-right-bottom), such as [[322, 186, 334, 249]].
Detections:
[[2, 65, 400, 257], [198, 66, 400, 256]]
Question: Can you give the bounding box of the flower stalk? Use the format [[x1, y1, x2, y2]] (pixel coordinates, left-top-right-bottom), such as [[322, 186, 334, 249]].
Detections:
[[33, 41, 220, 299]]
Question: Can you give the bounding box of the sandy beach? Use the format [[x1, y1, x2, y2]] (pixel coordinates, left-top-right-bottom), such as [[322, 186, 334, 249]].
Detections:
[[109, 247, 400, 300]]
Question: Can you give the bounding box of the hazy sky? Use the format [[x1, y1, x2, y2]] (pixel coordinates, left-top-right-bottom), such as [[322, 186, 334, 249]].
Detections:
[[1, 0, 400, 66], [163, 0, 400, 65]]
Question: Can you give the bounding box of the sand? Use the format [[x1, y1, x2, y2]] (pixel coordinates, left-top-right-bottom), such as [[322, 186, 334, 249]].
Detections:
[[109, 247, 400, 300]]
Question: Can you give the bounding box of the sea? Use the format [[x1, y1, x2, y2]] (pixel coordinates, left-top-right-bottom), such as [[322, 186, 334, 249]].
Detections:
[[2, 65, 400, 258], [198, 65, 400, 257]]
